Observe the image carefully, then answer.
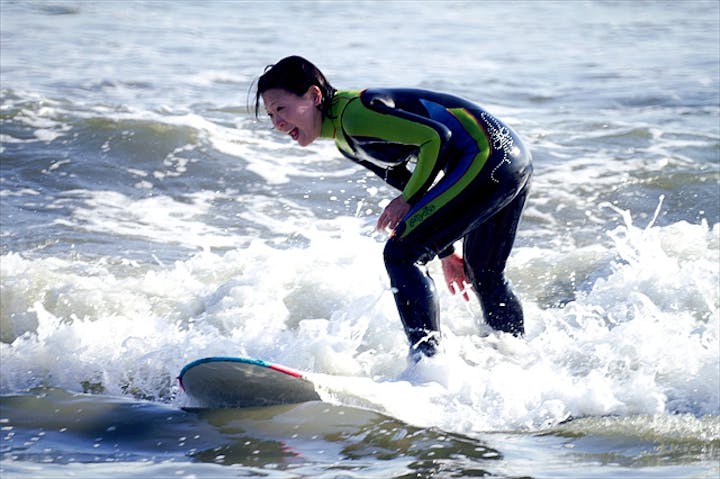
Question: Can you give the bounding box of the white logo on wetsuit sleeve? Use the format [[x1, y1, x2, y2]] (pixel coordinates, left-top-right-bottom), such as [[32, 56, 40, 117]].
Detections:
[[480, 112, 514, 183]]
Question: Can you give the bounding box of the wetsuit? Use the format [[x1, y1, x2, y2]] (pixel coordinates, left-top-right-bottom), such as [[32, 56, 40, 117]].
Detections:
[[320, 89, 533, 357]]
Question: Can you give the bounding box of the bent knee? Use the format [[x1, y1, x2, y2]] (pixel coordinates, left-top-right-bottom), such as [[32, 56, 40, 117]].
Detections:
[[383, 238, 434, 266]]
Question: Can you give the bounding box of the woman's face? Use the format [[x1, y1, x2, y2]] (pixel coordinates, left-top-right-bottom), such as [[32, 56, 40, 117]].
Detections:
[[262, 86, 323, 147]]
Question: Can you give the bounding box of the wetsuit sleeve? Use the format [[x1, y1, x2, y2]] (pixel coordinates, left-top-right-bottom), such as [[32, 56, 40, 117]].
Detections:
[[341, 94, 451, 205], [338, 149, 412, 191]]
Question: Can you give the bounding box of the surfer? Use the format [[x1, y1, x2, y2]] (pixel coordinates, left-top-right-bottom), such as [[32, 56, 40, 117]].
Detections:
[[254, 56, 532, 360]]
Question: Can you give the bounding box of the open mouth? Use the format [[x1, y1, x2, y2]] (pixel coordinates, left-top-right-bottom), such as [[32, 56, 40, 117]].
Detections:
[[289, 127, 299, 141]]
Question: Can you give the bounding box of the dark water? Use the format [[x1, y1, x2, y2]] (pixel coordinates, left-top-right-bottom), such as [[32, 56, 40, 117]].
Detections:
[[3, 389, 717, 478]]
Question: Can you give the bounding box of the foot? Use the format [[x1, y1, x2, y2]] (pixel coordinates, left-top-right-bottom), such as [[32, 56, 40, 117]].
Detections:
[[408, 335, 439, 363]]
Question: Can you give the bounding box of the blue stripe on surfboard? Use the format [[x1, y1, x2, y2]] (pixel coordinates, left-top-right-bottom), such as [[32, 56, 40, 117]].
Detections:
[[178, 356, 271, 380]]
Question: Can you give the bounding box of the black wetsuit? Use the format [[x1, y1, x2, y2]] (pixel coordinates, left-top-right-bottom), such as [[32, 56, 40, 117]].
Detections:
[[320, 88, 533, 357]]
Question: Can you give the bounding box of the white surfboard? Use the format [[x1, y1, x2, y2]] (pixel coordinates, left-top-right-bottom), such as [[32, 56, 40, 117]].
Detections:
[[178, 356, 320, 408]]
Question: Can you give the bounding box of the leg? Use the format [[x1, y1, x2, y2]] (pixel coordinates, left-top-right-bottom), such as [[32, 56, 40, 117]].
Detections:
[[463, 182, 530, 336], [384, 239, 440, 358], [385, 120, 532, 350]]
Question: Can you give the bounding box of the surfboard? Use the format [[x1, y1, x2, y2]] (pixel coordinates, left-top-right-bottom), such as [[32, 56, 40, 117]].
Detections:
[[178, 356, 321, 408]]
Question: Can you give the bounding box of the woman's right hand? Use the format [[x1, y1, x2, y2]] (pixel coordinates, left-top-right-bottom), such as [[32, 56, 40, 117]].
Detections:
[[376, 195, 411, 234]]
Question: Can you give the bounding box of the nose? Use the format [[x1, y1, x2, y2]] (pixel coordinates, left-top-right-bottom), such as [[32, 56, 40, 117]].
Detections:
[[272, 114, 287, 131]]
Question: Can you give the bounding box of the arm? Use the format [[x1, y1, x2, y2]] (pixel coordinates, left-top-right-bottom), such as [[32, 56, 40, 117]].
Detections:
[[342, 91, 451, 205], [338, 148, 412, 191]]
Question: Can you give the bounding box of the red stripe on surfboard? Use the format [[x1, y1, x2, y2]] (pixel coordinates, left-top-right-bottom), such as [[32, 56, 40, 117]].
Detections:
[[268, 364, 304, 378]]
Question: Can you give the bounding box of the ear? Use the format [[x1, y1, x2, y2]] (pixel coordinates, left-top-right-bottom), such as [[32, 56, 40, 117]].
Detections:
[[307, 85, 323, 106]]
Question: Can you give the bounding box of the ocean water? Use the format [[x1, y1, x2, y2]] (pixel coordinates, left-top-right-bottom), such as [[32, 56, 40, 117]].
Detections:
[[1, 0, 718, 478]]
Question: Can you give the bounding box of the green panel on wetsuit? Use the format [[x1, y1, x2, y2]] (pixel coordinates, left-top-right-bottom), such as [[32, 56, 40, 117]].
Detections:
[[321, 90, 358, 156]]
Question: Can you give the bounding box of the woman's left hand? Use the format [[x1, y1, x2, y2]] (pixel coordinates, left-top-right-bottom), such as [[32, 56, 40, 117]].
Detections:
[[376, 195, 410, 233], [441, 253, 472, 302]]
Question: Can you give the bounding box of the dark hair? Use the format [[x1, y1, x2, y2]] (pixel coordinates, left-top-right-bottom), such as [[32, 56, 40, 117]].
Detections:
[[253, 56, 336, 119]]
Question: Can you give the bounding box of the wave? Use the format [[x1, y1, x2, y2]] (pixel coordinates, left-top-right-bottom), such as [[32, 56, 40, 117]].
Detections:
[[1, 204, 717, 433]]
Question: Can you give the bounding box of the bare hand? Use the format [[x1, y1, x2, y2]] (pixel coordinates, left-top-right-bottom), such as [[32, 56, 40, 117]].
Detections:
[[376, 195, 411, 233], [441, 253, 472, 301]]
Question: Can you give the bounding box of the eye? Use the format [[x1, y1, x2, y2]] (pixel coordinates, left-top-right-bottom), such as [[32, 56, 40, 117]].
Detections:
[[266, 106, 283, 119]]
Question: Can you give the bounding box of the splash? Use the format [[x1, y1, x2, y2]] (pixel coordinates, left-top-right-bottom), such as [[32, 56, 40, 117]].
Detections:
[[2, 200, 717, 434]]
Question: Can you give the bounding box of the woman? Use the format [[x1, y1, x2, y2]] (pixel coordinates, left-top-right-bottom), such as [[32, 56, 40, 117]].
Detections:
[[255, 56, 532, 360]]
